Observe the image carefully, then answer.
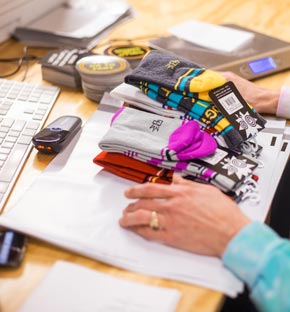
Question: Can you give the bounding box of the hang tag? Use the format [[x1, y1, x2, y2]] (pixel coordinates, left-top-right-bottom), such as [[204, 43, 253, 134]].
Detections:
[[209, 81, 266, 141], [195, 146, 259, 188]]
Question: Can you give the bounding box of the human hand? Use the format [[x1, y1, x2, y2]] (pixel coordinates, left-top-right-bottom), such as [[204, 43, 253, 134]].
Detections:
[[119, 175, 250, 258], [220, 71, 280, 115]]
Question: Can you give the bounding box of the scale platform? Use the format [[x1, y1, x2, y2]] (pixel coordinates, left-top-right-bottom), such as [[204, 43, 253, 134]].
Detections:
[[149, 24, 290, 80]]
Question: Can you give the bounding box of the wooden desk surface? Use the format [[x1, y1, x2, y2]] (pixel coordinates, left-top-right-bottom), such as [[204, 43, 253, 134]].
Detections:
[[1, 0, 290, 311]]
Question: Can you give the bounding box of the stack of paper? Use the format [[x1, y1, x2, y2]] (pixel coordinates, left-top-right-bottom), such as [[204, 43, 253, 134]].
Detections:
[[0, 95, 289, 298], [18, 261, 181, 312], [13, 1, 132, 49]]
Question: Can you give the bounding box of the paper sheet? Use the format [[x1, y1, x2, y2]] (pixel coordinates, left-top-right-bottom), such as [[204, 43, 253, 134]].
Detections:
[[0, 106, 243, 297], [169, 20, 254, 53], [18, 260, 181, 312], [26, 1, 131, 38], [0, 97, 288, 298]]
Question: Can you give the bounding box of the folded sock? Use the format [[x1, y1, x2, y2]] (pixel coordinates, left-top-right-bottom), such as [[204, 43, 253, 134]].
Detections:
[[99, 106, 217, 162], [98, 106, 251, 192], [125, 50, 225, 98], [93, 150, 234, 191], [110, 82, 195, 120], [110, 83, 228, 147], [124, 50, 247, 148], [93, 151, 173, 184], [147, 158, 237, 191]]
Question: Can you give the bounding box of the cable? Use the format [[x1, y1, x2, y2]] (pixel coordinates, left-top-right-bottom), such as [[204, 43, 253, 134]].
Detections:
[[0, 47, 40, 80]]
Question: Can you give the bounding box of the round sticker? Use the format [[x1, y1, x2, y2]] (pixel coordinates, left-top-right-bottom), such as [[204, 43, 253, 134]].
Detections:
[[76, 55, 130, 75], [104, 45, 150, 60]]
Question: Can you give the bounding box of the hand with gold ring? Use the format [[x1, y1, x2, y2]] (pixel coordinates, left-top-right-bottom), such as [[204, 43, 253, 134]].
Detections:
[[119, 175, 250, 257]]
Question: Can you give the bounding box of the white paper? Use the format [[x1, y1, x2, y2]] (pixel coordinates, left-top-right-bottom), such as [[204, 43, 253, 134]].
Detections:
[[0, 107, 244, 297], [26, 1, 130, 38], [169, 20, 254, 53], [0, 102, 288, 298], [18, 260, 181, 312]]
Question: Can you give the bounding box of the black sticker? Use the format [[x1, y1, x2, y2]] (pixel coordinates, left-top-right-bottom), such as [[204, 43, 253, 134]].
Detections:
[[194, 146, 258, 186], [209, 81, 266, 141]]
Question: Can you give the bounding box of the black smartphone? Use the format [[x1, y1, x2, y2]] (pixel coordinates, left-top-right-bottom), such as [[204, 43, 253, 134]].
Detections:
[[0, 230, 26, 268]]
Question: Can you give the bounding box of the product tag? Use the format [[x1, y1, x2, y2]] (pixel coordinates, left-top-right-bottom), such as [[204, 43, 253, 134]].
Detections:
[[195, 146, 259, 188], [209, 81, 266, 141]]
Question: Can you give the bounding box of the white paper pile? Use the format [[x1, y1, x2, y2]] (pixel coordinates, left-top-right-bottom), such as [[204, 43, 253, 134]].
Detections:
[[0, 95, 289, 298]]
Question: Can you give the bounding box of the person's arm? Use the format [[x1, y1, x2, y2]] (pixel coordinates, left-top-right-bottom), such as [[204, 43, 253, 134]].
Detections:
[[220, 71, 281, 116], [277, 85, 290, 118], [223, 221, 290, 312], [120, 176, 290, 312]]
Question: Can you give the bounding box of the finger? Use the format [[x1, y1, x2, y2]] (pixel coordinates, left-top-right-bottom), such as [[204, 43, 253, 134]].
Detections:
[[172, 174, 183, 184], [124, 182, 177, 199], [172, 174, 200, 187], [119, 209, 150, 227], [124, 198, 166, 213], [131, 226, 167, 242], [119, 209, 165, 230], [172, 174, 188, 184]]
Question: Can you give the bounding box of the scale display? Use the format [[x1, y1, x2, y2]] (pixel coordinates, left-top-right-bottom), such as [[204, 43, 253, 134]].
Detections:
[[248, 57, 277, 74]]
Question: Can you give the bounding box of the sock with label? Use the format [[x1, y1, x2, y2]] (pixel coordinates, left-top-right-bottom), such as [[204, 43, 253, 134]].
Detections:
[[99, 106, 217, 162], [124, 50, 252, 148]]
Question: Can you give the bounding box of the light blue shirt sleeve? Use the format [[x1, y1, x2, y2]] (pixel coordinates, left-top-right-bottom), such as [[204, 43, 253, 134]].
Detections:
[[277, 86, 290, 119], [222, 221, 290, 312]]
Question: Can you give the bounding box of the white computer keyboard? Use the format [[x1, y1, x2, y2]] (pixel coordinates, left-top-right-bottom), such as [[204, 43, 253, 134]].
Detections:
[[0, 79, 60, 211]]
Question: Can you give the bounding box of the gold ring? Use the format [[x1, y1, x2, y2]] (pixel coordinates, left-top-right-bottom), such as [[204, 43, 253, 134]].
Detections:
[[150, 211, 160, 230]]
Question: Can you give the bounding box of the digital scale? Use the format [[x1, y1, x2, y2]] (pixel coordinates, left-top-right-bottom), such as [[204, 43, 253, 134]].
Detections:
[[149, 24, 290, 80]]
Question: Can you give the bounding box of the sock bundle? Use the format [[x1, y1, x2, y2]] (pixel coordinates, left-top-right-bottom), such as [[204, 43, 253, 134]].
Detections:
[[110, 82, 228, 148], [93, 150, 236, 191], [97, 106, 258, 192], [99, 106, 217, 162], [124, 50, 265, 149], [93, 151, 173, 184]]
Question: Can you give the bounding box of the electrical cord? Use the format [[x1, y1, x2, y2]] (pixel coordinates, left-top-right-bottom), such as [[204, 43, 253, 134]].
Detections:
[[0, 35, 158, 81], [0, 46, 40, 81]]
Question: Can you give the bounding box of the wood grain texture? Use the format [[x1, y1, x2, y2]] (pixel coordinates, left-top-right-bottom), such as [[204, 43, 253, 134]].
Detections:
[[1, 1, 290, 311]]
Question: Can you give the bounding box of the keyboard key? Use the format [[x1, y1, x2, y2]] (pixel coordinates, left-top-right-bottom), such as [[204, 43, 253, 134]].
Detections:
[[26, 121, 40, 130], [18, 135, 33, 145], [1, 118, 14, 128], [12, 120, 26, 131], [22, 128, 36, 136], [0, 144, 28, 183], [0, 181, 9, 193]]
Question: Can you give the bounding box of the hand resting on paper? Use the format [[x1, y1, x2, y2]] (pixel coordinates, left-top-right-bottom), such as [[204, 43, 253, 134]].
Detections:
[[120, 72, 290, 312], [119, 174, 290, 312], [119, 175, 249, 257]]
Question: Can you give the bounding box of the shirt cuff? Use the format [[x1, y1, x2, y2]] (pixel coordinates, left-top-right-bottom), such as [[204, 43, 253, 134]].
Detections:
[[276, 86, 290, 119], [222, 221, 280, 288]]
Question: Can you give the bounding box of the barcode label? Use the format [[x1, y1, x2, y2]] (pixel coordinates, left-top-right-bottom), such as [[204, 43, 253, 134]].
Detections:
[[219, 93, 243, 115]]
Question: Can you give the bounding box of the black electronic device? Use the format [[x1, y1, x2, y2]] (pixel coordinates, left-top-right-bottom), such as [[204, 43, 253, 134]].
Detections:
[[149, 24, 290, 80], [0, 230, 26, 268], [32, 115, 82, 153]]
